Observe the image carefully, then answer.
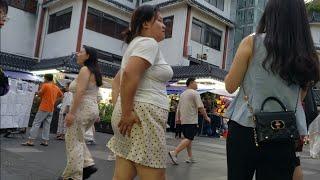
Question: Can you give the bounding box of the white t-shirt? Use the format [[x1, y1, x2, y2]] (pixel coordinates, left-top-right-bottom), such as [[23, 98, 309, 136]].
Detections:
[[177, 89, 204, 124], [61, 91, 73, 112], [120, 36, 173, 110]]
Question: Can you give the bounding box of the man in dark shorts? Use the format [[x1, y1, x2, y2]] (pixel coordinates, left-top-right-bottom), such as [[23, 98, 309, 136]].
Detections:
[[169, 78, 211, 164]]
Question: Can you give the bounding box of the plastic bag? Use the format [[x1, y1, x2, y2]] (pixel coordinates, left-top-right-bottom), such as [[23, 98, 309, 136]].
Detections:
[[309, 115, 320, 159]]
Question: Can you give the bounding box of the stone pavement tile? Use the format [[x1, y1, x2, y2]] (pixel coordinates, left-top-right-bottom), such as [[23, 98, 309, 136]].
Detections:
[[1, 132, 319, 180], [3, 147, 43, 153]]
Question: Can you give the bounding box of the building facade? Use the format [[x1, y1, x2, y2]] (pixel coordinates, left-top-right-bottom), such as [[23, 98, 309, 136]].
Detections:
[[1, 0, 234, 79], [225, 0, 267, 70], [309, 11, 320, 55]]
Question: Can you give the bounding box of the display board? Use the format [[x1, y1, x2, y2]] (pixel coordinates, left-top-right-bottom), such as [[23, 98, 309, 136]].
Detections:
[[0, 78, 38, 129]]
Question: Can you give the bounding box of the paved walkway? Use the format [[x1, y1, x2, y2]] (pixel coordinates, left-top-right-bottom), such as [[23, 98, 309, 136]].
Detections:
[[0, 131, 319, 180]]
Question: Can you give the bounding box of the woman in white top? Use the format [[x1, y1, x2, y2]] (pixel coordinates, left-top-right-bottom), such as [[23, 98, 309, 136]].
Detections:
[[107, 5, 173, 180], [56, 82, 72, 140]]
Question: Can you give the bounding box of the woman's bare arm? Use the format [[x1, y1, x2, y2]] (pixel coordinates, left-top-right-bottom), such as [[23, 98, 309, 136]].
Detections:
[[225, 35, 254, 93]]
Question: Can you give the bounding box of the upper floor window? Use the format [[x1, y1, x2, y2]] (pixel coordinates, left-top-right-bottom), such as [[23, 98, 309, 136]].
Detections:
[[142, 0, 152, 2], [86, 7, 129, 40], [238, 0, 255, 9], [164, 16, 174, 39], [48, 7, 73, 34], [237, 8, 254, 25], [204, 0, 224, 11], [7, 0, 37, 13], [191, 18, 222, 51]]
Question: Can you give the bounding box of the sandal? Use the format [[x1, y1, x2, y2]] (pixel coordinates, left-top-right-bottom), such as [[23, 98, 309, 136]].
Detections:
[[57, 136, 64, 140], [21, 142, 34, 146], [40, 142, 48, 146]]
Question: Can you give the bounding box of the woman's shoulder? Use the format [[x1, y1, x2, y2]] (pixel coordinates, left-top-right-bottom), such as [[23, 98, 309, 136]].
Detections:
[[79, 66, 92, 75], [131, 36, 158, 47], [242, 34, 254, 46]]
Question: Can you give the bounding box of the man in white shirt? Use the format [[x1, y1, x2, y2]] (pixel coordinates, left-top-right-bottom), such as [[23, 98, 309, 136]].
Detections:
[[169, 78, 211, 164]]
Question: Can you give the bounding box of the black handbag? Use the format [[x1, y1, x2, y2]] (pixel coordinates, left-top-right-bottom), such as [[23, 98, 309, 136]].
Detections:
[[253, 97, 300, 146], [237, 34, 301, 147], [241, 86, 301, 147]]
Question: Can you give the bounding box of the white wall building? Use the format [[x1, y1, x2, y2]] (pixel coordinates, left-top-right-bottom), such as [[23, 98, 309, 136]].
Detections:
[[142, 0, 234, 68], [1, 0, 234, 79], [309, 11, 320, 56], [310, 22, 320, 55], [0, 1, 37, 57]]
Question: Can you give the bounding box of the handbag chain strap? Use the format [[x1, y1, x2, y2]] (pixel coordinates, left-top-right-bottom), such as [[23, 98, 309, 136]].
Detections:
[[242, 85, 300, 147], [242, 86, 259, 147]]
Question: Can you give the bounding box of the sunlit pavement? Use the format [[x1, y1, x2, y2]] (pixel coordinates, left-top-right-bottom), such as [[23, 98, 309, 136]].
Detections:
[[1, 131, 319, 180]]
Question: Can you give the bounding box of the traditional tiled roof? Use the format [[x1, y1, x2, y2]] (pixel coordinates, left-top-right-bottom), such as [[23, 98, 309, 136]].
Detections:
[[0, 51, 120, 78], [0, 52, 37, 72], [1, 51, 227, 81], [32, 55, 80, 73], [32, 55, 120, 78], [172, 64, 227, 81]]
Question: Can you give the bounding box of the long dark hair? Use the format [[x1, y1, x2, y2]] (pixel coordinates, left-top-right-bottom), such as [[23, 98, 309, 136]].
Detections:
[[256, 0, 319, 88], [124, 5, 159, 44], [0, 0, 8, 14], [83, 46, 102, 87]]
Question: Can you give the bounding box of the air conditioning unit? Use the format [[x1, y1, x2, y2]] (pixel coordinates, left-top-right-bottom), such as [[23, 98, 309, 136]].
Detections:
[[196, 53, 207, 60]]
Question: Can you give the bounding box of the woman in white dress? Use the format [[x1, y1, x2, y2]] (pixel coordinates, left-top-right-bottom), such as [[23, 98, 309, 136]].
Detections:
[[107, 5, 173, 180]]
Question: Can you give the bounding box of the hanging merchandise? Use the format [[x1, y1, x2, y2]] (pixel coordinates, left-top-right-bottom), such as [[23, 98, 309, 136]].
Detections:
[[215, 96, 232, 117]]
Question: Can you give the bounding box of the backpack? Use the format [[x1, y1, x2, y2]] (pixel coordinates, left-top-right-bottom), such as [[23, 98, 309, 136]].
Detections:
[[0, 69, 10, 96], [304, 88, 318, 128]]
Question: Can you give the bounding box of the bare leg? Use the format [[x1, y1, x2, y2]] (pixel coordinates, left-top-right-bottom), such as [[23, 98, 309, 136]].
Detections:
[[135, 163, 165, 180], [174, 139, 191, 155], [293, 166, 303, 180], [113, 156, 137, 180], [186, 141, 192, 158]]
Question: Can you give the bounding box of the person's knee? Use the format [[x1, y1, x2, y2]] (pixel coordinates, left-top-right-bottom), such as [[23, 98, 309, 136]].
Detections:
[[186, 139, 192, 145], [113, 171, 134, 180], [136, 166, 165, 180]]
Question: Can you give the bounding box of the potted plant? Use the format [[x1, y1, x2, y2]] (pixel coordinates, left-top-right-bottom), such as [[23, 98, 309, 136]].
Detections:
[[95, 103, 114, 134]]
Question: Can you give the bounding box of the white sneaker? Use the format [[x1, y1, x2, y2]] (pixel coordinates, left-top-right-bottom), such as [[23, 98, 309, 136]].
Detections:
[[168, 151, 178, 165], [185, 157, 196, 163], [107, 154, 116, 161]]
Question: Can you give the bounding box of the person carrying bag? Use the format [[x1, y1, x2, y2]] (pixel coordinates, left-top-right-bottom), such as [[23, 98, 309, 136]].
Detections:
[[224, 1, 320, 180]]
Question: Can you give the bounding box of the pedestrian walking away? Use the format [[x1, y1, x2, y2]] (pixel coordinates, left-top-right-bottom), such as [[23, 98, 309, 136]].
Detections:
[[168, 78, 211, 165], [56, 82, 72, 140], [22, 74, 63, 146], [107, 4, 173, 180], [224, 0, 320, 180], [60, 46, 103, 180]]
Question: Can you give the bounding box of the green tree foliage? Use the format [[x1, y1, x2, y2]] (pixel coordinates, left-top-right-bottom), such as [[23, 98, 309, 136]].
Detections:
[[99, 103, 114, 123], [306, 0, 320, 13]]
